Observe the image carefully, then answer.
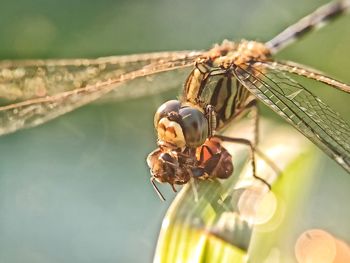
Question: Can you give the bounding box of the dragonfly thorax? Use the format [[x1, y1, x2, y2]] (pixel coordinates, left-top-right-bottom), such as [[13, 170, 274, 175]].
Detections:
[[201, 40, 270, 68], [154, 100, 209, 149]]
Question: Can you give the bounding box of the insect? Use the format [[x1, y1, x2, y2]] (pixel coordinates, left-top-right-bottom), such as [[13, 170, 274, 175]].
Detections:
[[146, 0, 350, 199], [0, 1, 349, 200]]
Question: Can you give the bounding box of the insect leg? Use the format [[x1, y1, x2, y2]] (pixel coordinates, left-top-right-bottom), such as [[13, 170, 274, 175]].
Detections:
[[232, 99, 260, 147], [213, 135, 281, 190], [205, 105, 217, 137], [150, 177, 166, 201]]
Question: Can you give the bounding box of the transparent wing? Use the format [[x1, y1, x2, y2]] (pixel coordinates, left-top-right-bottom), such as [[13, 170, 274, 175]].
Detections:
[[0, 50, 201, 135], [259, 60, 350, 93], [233, 62, 350, 172]]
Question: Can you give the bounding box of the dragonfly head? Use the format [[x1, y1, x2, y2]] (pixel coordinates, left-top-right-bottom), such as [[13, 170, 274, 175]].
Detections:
[[154, 100, 209, 149]]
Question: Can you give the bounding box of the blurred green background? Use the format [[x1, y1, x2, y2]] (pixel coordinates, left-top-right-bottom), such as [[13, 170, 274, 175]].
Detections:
[[0, 0, 349, 262]]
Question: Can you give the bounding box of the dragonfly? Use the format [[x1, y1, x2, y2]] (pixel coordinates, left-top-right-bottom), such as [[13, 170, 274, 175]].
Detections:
[[0, 1, 349, 197], [146, 0, 350, 198]]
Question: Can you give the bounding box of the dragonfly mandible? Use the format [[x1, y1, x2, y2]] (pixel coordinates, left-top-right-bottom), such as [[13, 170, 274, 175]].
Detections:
[[0, 1, 349, 199]]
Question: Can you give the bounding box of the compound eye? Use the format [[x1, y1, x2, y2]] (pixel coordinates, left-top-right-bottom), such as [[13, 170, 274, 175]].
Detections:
[[154, 100, 181, 128], [179, 107, 208, 148]]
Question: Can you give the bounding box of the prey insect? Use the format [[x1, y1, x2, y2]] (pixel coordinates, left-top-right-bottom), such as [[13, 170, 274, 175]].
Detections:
[[0, 1, 349, 200]]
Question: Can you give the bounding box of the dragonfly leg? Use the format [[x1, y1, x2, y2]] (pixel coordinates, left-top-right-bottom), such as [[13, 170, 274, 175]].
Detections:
[[205, 104, 217, 137], [232, 99, 260, 147], [213, 135, 276, 190], [250, 100, 260, 147]]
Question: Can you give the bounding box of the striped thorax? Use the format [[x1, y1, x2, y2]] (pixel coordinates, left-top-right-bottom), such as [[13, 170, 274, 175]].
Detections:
[[184, 40, 270, 129]]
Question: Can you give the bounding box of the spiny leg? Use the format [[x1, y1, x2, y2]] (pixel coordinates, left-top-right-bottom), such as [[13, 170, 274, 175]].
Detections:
[[251, 100, 259, 148], [232, 99, 260, 147], [205, 105, 217, 137], [213, 135, 279, 190]]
